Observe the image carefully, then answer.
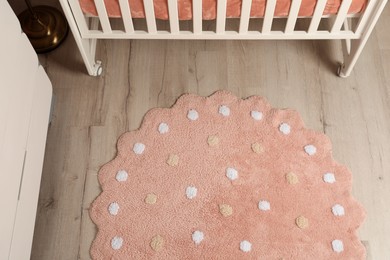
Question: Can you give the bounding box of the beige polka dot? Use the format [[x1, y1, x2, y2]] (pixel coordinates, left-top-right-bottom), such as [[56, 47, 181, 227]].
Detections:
[[150, 235, 164, 251], [296, 216, 309, 229], [145, 193, 157, 204], [286, 172, 299, 185], [166, 154, 179, 166], [219, 204, 233, 217], [251, 143, 264, 154], [207, 135, 219, 147]]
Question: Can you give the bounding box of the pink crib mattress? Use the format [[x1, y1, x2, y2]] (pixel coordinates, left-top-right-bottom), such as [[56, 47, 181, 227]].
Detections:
[[79, 0, 365, 20]]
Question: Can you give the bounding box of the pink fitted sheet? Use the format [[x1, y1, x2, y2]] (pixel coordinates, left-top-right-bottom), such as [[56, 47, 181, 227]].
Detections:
[[79, 0, 365, 20]]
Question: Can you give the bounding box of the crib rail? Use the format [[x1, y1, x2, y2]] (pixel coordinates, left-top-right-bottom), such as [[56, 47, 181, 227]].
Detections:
[[66, 0, 383, 40]]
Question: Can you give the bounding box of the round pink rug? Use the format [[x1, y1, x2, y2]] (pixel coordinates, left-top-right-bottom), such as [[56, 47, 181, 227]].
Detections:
[[90, 91, 365, 259]]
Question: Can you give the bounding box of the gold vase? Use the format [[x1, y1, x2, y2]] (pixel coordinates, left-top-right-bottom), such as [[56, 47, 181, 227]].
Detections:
[[18, 4, 69, 53]]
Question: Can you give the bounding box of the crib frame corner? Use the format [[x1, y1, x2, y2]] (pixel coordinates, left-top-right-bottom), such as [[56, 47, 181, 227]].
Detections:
[[338, 0, 388, 77], [59, 0, 102, 76]]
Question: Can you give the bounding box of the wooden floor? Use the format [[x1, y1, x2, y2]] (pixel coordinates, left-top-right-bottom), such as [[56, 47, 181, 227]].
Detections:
[[9, 2, 389, 259]]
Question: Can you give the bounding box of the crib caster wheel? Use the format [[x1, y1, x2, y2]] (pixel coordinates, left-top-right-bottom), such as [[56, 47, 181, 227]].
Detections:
[[93, 61, 103, 76], [337, 63, 347, 78], [96, 65, 103, 76]]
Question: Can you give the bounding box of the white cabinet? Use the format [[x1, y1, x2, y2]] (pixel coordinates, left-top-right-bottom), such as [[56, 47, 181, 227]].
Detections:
[[0, 1, 52, 259]]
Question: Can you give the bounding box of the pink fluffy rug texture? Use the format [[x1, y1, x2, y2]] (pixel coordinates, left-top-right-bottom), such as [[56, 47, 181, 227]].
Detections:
[[90, 91, 365, 259]]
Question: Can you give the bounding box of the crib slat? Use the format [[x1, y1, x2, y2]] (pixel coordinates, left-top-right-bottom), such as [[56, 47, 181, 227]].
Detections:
[[168, 0, 180, 34], [143, 0, 157, 33], [308, 0, 327, 33], [94, 0, 112, 33], [193, 0, 202, 33], [343, 19, 351, 53], [216, 0, 227, 34], [118, 0, 134, 33], [331, 0, 353, 33], [285, 0, 302, 33], [68, 0, 89, 34], [262, 0, 277, 34], [239, 0, 252, 34]]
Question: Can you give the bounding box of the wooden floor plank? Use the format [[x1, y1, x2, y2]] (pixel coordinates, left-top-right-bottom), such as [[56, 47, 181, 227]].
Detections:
[[31, 127, 91, 260]]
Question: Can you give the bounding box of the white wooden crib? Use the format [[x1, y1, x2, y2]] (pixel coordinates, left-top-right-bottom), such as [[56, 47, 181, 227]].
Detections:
[[59, 0, 388, 77]]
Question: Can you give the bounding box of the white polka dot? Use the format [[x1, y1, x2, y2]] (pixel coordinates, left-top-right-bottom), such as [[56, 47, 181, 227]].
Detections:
[[158, 123, 169, 134], [240, 240, 252, 252], [304, 145, 317, 155], [111, 236, 123, 250], [251, 111, 263, 121], [186, 186, 198, 199], [116, 170, 128, 182], [332, 204, 345, 216], [192, 230, 204, 245], [332, 240, 344, 253], [219, 105, 230, 117], [279, 123, 291, 135], [323, 173, 336, 183], [226, 167, 238, 181], [187, 109, 199, 121], [133, 143, 145, 155], [108, 202, 119, 216], [258, 200, 271, 211]]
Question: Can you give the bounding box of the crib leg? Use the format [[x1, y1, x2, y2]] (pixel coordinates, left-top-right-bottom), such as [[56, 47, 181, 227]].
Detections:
[[76, 38, 103, 76], [59, 0, 102, 76], [338, 37, 369, 78], [338, 0, 387, 78]]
